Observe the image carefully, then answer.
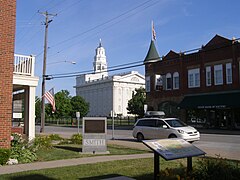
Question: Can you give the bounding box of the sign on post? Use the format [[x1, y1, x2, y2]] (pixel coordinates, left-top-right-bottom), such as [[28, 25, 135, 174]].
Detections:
[[82, 117, 107, 153], [143, 138, 205, 160], [76, 112, 80, 134], [143, 138, 205, 179]]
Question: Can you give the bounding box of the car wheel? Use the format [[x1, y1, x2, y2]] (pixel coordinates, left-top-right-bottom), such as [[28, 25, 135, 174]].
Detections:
[[168, 134, 177, 138], [137, 133, 144, 142]]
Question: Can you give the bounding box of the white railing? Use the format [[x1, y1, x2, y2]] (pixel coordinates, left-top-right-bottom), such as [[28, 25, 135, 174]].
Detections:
[[14, 54, 35, 76]]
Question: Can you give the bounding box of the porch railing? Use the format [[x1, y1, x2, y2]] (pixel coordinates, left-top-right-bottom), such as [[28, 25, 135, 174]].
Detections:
[[14, 54, 35, 76]]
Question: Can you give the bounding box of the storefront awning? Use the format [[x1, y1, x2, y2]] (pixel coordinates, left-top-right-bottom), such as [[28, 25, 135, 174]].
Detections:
[[177, 92, 240, 109]]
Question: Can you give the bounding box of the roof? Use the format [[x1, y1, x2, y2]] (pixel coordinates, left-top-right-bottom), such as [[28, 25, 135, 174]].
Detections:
[[163, 50, 179, 60], [202, 34, 232, 50], [144, 40, 160, 63]]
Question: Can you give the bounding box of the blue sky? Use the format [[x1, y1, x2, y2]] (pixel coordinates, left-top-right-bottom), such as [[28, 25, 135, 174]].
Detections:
[[15, 0, 240, 96]]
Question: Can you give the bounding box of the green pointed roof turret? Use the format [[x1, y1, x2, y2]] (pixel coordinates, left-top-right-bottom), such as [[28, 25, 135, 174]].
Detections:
[[144, 40, 160, 63]]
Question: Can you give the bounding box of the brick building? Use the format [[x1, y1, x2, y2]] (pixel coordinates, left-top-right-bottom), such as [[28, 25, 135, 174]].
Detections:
[[0, 0, 16, 148], [144, 35, 240, 130]]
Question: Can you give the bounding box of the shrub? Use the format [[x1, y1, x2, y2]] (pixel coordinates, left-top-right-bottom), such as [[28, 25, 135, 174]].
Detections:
[[0, 148, 10, 165], [33, 135, 52, 149], [70, 134, 82, 144], [49, 134, 63, 141], [10, 133, 37, 163], [193, 156, 240, 180]]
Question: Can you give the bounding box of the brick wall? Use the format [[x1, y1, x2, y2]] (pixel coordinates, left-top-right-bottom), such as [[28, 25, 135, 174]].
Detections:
[[0, 0, 16, 148]]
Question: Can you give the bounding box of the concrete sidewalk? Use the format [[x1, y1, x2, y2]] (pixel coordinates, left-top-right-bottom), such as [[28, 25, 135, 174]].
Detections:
[[0, 153, 152, 175]]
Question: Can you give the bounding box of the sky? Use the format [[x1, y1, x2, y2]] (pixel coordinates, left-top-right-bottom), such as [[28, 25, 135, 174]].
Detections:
[[15, 0, 240, 96]]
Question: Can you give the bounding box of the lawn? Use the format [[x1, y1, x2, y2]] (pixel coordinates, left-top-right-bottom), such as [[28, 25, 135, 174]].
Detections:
[[0, 158, 184, 180], [36, 144, 149, 161], [1, 156, 240, 180]]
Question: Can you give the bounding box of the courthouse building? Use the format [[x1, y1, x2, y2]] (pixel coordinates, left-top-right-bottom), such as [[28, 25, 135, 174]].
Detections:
[[144, 35, 240, 129], [75, 41, 145, 117]]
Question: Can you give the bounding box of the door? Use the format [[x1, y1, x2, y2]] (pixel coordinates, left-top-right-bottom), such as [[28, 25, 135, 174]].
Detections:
[[154, 120, 170, 139]]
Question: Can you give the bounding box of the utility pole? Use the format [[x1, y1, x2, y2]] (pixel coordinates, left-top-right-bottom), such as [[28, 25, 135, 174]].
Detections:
[[39, 11, 57, 133]]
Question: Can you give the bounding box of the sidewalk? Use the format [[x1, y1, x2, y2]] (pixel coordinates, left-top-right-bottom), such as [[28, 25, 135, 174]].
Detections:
[[0, 153, 152, 175]]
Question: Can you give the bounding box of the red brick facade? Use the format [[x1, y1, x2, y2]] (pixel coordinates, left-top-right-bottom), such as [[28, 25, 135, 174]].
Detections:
[[0, 0, 16, 148], [145, 35, 240, 129]]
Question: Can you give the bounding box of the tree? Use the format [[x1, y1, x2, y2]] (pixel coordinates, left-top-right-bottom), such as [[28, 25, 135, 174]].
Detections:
[[127, 87, 146, 118], [46, 90, 72, 118], [70, 96, 89, 118]]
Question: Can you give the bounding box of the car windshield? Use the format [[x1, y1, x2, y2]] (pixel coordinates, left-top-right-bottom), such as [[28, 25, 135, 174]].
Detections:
[[165, 119, 187, 127]]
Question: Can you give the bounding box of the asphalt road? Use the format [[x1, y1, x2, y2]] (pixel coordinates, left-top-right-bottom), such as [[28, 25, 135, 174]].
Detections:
[[36, 125, 240, 160]]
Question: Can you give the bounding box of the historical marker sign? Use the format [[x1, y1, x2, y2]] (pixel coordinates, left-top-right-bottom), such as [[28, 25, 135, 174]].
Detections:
[[143, 138, 206, 179], [143, 138, 205, 160], [82, 117, 107, 153]]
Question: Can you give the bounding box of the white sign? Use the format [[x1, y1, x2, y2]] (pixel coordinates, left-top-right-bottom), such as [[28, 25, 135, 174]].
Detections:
[[76, 112, 80, 118], [83, 139, 106, 146], [13, 113, 22, 119]]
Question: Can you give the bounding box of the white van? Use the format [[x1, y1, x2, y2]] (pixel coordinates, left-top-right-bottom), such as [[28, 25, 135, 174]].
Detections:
[[133, 118, 200, 142]]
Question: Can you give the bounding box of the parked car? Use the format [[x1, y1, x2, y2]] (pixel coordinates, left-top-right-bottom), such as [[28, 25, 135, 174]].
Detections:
[[132, 117, 200, 142]]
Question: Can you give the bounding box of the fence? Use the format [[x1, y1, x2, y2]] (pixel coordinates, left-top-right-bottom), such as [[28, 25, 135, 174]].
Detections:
[[41, 117, 136, 127]]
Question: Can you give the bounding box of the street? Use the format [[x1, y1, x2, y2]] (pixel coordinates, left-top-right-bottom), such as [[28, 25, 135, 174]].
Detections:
[[36, 125, 240, 160]]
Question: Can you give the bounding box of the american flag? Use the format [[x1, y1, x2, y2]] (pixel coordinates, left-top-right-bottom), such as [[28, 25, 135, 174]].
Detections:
[[152, 21, 156, 41], [44, 88, 56, 112]]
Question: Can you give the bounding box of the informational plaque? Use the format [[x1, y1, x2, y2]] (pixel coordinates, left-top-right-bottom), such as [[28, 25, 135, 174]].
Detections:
[[82, 117, 107, 153], [143, 138, 205, 160]]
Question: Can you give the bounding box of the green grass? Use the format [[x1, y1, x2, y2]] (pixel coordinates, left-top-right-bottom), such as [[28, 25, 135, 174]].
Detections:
[[1, 153, 240, 179], [36, 144, 149, 161], [0, 158, 185, 180]]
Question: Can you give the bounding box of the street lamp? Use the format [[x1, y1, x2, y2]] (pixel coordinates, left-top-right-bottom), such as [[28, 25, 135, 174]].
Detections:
[[40, 60, 76, 133], [47, 60, 76, 65]]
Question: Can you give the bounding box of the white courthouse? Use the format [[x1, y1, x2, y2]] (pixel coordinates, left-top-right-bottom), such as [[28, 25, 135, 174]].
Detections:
[[75, 41, 145, 117]]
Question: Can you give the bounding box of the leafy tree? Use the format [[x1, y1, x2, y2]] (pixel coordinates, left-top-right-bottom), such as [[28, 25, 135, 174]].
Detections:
[[46, 90, 72, 118], [70, 96, 89, 118], [127, 87, 146, 118]]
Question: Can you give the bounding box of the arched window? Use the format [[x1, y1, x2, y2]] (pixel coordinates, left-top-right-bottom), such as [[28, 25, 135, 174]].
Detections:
[[173, 72, 179, 89], [131, 77, 139, 82], [166, 73, 172, 90]]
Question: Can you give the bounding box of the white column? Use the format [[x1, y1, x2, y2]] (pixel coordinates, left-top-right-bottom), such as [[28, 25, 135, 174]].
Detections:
[[28, 86, 36, 140]]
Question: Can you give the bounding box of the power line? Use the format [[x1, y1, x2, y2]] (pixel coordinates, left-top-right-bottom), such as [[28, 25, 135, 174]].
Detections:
[[48, 0, 161, 58], [45, 37, 240, 79], [50, 60, 143, 76], [48, 63, 144, 79], [49, 0, 158, 49]]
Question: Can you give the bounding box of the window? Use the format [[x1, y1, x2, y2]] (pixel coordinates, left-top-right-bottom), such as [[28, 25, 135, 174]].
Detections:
[[188, 68, 200, 88], [226, 63, 232, 84], [155, 74, 163, 91], [214, 64, 223, 85], [157, 120, 167, 128], [206, 66, 211, 86], [131, 77, 139, 82], [145, 76, 150, 92], [166, 73, 172, 90], [173, 72, 179, 89], [136, 119, 156, 127]]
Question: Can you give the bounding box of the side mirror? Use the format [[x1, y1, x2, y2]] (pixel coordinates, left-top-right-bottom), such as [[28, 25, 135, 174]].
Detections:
[[163, 125, 168, 129]]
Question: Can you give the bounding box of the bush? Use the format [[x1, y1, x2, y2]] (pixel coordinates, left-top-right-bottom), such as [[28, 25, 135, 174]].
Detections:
[[33, 135, 52, 149], [0, 148, 10, 165], [193, 156, 240, 180], [49, 134, 63, 141], [10, 133, 37, 163], [70, 134, 82, 144]]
